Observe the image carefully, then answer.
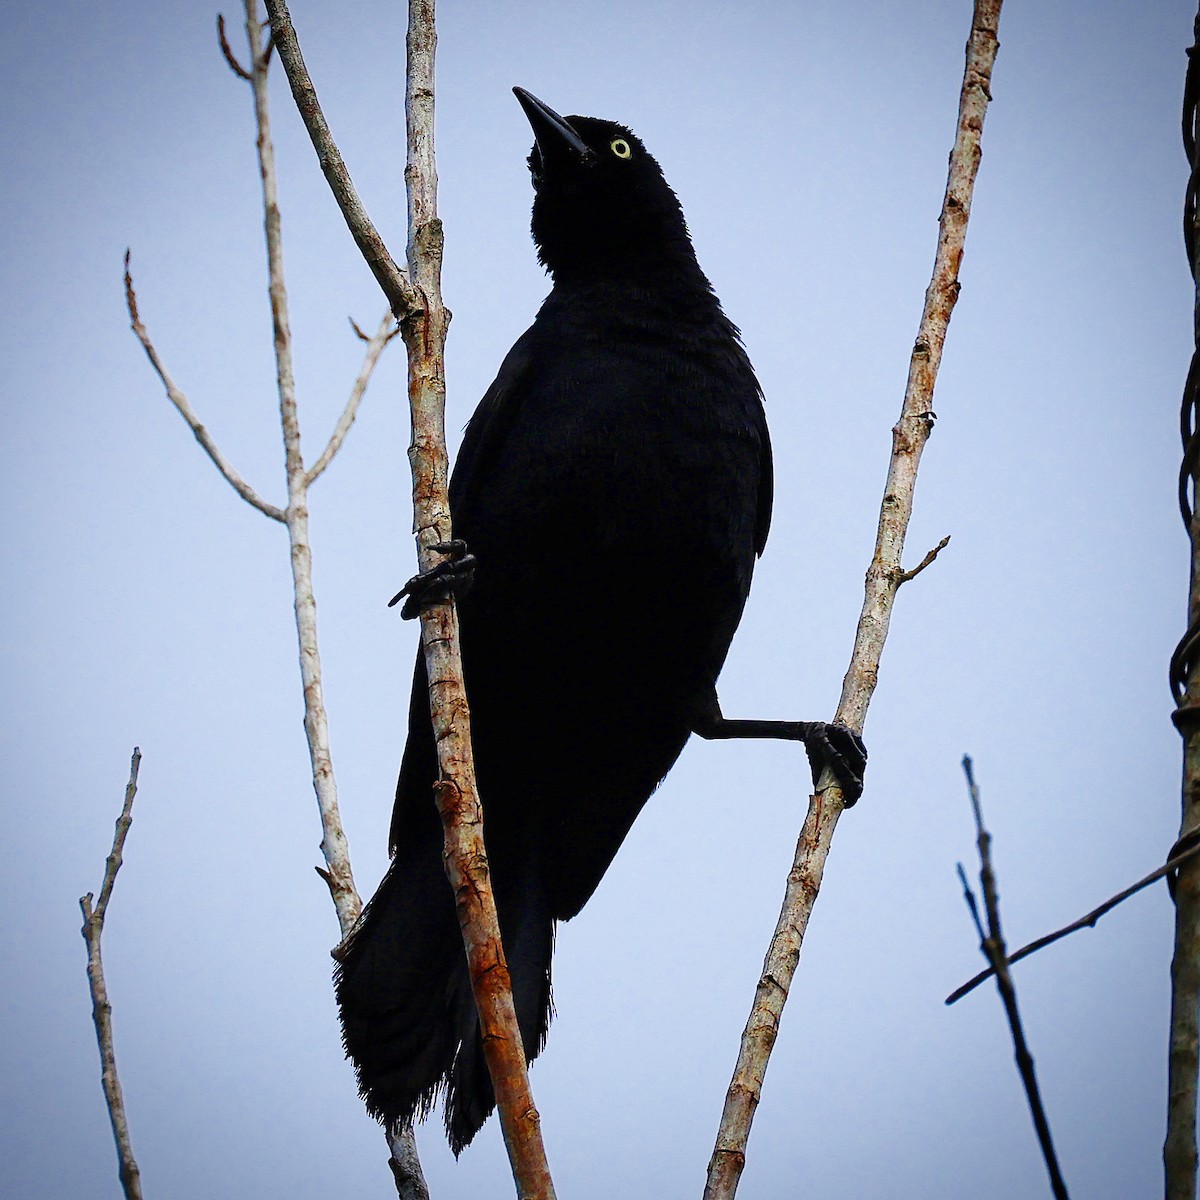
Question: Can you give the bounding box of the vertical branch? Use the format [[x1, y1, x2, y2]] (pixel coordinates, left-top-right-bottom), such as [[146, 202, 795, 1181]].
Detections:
[[1167, 10, 1200, 1198], [243, 6, 426, 1190], [401, 6, 557, 1195], [959, 757, 1070, 1200], [264, 2, 557, 1194], [241, 0, 360, 933], [703, 4, 1004, 1197], [79, 748, 145, 1200]]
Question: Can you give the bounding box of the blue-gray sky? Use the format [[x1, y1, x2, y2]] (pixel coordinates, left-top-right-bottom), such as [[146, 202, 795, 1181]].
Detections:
[[2, 1, 1194, 1196]]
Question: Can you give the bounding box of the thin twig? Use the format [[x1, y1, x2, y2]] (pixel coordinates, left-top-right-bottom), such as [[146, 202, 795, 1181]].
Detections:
[[79, 748, 145, 1200], [125, 251, 285, 523], [897, 533, 951, 584], [703, 6, 1003, 1197], [955, 861, 987, 942], [947, 837, 1200, 1004], [216, 14, 252, 81], [306, 311, 398, 487], [959, 756, 1070, 1200]]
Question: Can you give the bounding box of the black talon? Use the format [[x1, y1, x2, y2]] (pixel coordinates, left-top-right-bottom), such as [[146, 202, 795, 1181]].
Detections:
[[799, 721, 867, 806], [388, 540, 477, 619]]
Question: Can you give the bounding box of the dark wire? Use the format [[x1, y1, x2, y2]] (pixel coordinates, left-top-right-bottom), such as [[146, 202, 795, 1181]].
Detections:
[[1170, 16, 1200, 707]]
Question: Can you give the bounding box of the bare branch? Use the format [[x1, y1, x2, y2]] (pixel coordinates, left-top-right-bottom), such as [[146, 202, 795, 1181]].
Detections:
[[306, 311, 398, 487], [79, 748, 145, 1200], [947, 835, 1200, 1005], [255, 0, 422, 320], [704, 5, 1004, 1196], [958, 757, 1070, 1200], [896, 533, 951, 585], [239, 0, 360, 934], [136, 6, 422, 1191], [389, 1128, 431, 1200], [247, 3, 425, 1181], [125, 250, 285, 523], [216, 14, 252, 81]]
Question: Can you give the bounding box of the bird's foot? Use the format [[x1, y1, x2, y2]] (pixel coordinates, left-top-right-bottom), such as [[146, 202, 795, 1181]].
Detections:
[[797, 721, 867, 806], [388, 540, 477, 620], [689, 699, 867, 805]]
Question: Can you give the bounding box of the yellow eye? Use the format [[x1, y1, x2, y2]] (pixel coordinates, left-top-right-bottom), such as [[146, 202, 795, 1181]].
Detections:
[[610, 138, 632, 159]]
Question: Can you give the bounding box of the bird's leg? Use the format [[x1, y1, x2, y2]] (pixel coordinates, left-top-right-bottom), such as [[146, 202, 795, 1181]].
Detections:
[[691, 691, 867, 805], [388, 539, 478, 620]]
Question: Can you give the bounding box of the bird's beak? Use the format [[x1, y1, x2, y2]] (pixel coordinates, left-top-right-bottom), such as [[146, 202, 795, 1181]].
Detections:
[[513, 87, 593, 163]]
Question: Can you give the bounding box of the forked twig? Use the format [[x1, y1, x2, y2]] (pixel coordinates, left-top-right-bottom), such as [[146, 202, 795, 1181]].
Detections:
[[127, 3, 412, 1189], [957, 756, 1069, 1200], [79, 749, 145, 1200]]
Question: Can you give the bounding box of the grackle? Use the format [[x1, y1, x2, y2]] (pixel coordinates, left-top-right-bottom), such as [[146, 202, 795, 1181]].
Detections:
[[335, 88, 866, 1154]]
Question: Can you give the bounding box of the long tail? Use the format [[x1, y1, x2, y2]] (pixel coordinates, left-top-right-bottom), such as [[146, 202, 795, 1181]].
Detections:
[[335, 845, 555, 1154], [335, 845, 468, 1133]]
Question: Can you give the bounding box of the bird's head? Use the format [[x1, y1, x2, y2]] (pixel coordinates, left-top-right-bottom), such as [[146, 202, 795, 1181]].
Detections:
[[513, 87, 699, 283]]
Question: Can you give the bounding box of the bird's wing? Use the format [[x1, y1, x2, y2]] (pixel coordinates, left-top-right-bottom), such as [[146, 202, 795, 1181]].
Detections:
[[448, 327, 538, 522], [754, 397, 773, 557]]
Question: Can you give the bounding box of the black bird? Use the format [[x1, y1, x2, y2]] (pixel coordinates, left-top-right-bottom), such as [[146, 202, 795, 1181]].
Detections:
[[335, 88, 865, 1154]]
